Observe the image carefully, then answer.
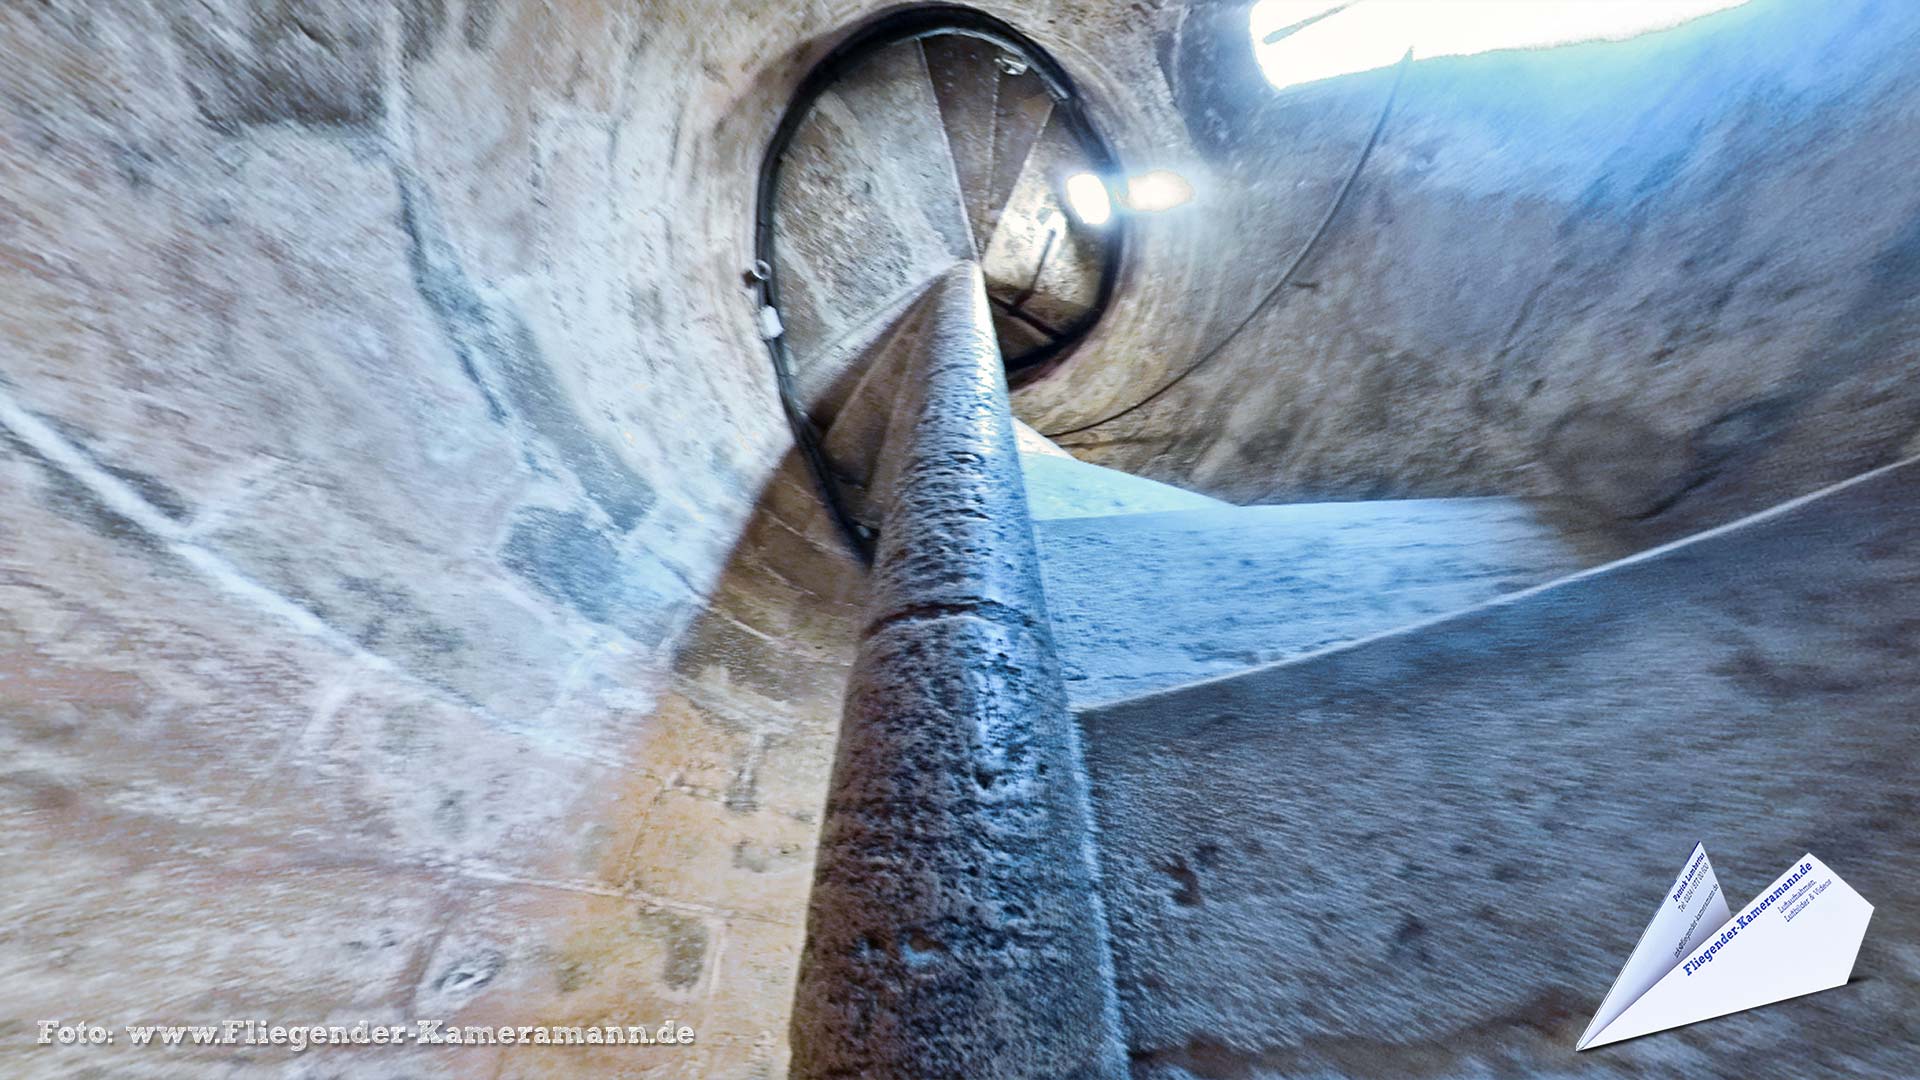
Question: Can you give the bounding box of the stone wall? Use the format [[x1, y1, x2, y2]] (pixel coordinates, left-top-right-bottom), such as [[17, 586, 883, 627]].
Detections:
[[1017, 0, 1920, 544], [0, 3, 872, 1076]]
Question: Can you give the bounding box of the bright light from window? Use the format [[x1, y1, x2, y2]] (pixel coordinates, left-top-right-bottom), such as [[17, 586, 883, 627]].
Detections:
[[1064, 172, 1113, 226], [1250, 0, 1754, 91], [1125, 170, 1195, 213]]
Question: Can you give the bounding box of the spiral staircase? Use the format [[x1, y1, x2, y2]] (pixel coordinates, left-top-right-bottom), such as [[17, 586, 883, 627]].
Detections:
[[761, 15, 1920, 1078]]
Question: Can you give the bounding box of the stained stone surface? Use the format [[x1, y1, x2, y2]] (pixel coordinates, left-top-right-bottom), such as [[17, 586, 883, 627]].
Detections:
[[0, 2, 876, 1077], [1079, 457, 1920, 1079]]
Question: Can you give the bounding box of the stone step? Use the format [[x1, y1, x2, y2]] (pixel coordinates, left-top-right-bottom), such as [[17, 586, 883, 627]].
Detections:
[[985, 64, 1054, 246], [772, 40, 974, 410], [1035, 496, 1591, 707], [921, 34, 1002, 256], [1076, 456, 1920, 1078], [1022, 451, 1228, 522], [980, 108, 1100, 331]]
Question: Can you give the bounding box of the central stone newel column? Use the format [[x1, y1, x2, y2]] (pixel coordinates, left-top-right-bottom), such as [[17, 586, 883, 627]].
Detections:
[[790, 264, 1125, 1079]]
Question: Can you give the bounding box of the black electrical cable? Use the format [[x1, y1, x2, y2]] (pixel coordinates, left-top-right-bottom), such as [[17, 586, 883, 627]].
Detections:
[[1043, 48, 1413, 441]]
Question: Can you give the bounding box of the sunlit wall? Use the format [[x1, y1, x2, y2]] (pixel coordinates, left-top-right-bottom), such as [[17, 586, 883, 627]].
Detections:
[[1251, 0, 1754, 90]]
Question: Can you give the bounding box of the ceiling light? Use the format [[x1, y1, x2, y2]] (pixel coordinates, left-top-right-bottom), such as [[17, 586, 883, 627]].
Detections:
[[1125, 170, 1195, 213], [1063, 172, 1113, 226]]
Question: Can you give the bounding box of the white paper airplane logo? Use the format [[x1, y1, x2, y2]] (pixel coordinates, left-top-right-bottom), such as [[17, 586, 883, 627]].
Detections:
[[1577, 845, 1873, 1050]]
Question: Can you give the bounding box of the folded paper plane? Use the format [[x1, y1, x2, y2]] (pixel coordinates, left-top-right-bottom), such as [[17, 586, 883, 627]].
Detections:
[[1576, 845, 1872, 1050]]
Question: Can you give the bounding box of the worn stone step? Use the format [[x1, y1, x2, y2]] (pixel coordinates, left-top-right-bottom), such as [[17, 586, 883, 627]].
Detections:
[[773, 40, 974, 407], [985, 65, 1053, 245], [1022, 450, 1228, 522], [921, 34, 1002, 256], [981, 107, 1100, 323], [1035, 496, 1591, 707], [1077, 455, 1920, 1079]]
